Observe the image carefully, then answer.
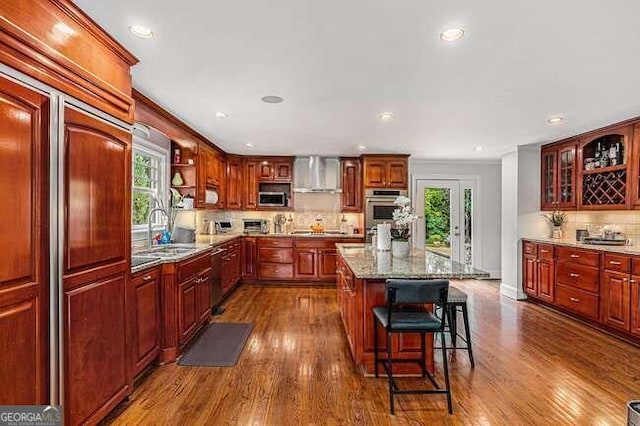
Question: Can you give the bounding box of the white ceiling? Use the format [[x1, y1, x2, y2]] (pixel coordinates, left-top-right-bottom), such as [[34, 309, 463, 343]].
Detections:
[[76, 0, 640, 159]]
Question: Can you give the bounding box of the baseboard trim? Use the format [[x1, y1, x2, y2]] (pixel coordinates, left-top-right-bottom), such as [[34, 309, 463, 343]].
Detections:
[[500, 283, 519, 300]]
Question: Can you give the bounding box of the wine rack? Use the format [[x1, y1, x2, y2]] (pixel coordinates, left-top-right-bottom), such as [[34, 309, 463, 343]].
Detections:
[[582, 169, 627, 206]]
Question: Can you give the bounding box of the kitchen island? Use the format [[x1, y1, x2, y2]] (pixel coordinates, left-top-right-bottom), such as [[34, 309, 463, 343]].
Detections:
[[336, 243, 489, 375]]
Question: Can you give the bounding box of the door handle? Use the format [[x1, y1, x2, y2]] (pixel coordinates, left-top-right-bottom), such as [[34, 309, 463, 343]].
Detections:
[[540, 249, 549, 253], [609, 261, 622, 265], [569, 273, 580, 278], [142, 275, 153, 282], [569, 297, 580, 303]]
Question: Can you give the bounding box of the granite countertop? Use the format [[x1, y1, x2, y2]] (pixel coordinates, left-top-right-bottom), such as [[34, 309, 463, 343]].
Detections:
[[133, 233, 366, 274], [523, 237, 640, 255], [336, 243, 490, 280], [131, 243, 213, 274]]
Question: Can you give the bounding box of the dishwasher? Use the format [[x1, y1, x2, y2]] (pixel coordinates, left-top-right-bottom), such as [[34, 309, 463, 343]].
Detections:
[[210, 247, 225, 314]]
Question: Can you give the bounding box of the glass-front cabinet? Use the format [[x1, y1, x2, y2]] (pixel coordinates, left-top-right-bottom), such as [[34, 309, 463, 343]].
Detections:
[[541, 146, 558, 210], [579, 124, 633, 209], [541, 141, 577, 211]]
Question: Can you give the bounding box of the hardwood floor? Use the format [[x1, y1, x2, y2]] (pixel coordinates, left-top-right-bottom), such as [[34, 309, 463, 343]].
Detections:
[[106, 280, 640, 425]]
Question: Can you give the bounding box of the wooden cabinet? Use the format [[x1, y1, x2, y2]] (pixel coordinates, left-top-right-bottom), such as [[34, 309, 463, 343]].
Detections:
[[242, 237, 258, 280], [631, 123, 640, 207], [176, 252, 212, 346], [221, 240, 241, 296], [131, 267, 161, 377], [294, 249, 317, 279], [601, 270, 631, 331], [244, 160, 258, 210], [341, 158, 362, 212], [362, 155, 409, 189], [196, 143, 225, 209], [541, 141, 577, 210], [0, 76, 48, 405], [256, 158, 293, 182], [540, 117, 640, 211], [226, 156, 243, 209], [522, 241, 555, 304], [258, 238, 294, 280], [318, 250, 339, 281], [63, 107, 132, 425]]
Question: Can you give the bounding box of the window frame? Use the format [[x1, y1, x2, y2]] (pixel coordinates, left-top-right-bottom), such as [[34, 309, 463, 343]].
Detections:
[[131, 136, 169, 232]]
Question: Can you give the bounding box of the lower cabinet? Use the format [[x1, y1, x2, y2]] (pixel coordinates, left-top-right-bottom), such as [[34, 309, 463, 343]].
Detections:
[[601, 270, 631, 331], [131, 267, 161, 377], [178, 276, 199, 345], [522, 240, 640, 344], [221, 240, 241, 295]]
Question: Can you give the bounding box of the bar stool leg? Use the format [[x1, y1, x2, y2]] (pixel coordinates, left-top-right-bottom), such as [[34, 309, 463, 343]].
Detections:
[[440, 330, 453, 414], [449, 306, 458, 348], [461, 303, 475, 368], [387, 330, 394, 414], [374, 315, 379, 377]]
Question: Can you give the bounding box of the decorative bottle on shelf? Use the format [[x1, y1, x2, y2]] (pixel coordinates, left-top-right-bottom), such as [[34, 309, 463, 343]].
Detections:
[[616, 142, 623, 165], [594, 141, 602, 168], [173, 148, 181, 164], [601, 142, 610, 168], [171, 172, 184, 186], [609, 143, 618, 166]]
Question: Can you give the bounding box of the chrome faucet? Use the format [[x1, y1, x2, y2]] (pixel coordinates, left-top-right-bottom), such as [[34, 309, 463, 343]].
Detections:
[[148, 207, 170, 250]]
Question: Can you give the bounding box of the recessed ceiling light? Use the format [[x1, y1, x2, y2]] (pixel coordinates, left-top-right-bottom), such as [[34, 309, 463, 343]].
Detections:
[[245, 143, 253, 148], [261, 95, 284, 104], [546, 116, 565, 125], [378, 112, 394, 120], [215, 112, 227, 119], [129, 25, 154, 39], [357, 144, 366, 150], [440, 27, 465, 42], [474, 146, 484, 152]]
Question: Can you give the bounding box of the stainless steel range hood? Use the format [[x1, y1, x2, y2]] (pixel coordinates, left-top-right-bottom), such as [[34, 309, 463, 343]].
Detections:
[[293, 156, 342, 193]]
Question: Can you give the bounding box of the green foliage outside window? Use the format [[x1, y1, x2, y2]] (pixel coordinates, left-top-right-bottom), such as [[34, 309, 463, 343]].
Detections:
[[132, 152, 157, 226], [425, 188, 450, 246]]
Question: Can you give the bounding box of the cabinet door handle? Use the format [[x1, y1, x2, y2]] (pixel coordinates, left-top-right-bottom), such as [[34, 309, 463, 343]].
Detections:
[[609, 261, 622, 265], [540, 249, 549, 253], [570, 297, 580, 303], [569, 273, 580, 278], [142, 275, 153, 282], [570, 254, 580, 258], [623, 278, 628, 282], [631, 279, 636, 283]]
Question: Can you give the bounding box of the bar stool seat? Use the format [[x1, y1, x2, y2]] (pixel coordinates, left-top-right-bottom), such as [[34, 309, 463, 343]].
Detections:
[[439, 286, 475, 368]]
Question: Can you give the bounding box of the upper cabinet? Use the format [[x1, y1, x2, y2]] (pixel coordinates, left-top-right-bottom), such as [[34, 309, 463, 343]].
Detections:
[[362, 155, 409, 189], [0, 1, 138, 123], [341, 158, 362, 212], [579, 124, 633, 210], [226, 156, 243, 210], [541, 120, 638, 211], [541, 141, 577, 210], [256, 158, 293, 182]]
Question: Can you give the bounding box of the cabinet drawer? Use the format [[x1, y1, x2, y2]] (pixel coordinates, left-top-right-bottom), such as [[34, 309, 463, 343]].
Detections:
[[631, 258, 640, 276], [132, 266, 160, 285], [259, 248, 293, 263], [604, 253, 630, 273], [258, 237, 293, 248], [556, 263, 599, 293], [259, 263, 294, 279], [523, 241, 536, 256], [177, 252, 211, 283], [555, 284, 599, 320], [537, 244, 554, 260], [556, 246, 599, 267]]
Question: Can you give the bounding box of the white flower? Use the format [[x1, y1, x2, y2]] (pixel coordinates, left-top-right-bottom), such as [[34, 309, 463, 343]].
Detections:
[[394, 195, 411, 207]]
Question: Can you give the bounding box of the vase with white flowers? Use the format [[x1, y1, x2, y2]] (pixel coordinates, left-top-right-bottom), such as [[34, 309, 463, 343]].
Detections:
[[391, 195, 418, 258]]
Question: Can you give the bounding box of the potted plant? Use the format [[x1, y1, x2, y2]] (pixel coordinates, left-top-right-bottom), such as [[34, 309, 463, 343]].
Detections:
[[391, 196, 418, 258], [544, 210, 567, 239]]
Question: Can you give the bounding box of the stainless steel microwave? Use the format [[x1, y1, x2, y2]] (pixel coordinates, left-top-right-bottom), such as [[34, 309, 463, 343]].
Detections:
[[258, 192, 287, 207]]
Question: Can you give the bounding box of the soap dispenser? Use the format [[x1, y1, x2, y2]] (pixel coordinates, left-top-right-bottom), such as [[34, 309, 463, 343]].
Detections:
[[340, 214, 348, 234]]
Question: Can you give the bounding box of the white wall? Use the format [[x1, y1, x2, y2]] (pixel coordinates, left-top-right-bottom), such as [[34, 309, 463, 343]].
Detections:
[[410, 159, 502, 278], [500, 145, 545, 299]]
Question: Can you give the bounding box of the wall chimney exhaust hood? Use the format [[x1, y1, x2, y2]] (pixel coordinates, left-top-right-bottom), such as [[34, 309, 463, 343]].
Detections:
[[293, 156, 342, 193]]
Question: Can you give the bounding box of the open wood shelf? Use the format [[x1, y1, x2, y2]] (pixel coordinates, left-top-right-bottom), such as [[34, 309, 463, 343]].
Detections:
[[582, 164, 626, 175]]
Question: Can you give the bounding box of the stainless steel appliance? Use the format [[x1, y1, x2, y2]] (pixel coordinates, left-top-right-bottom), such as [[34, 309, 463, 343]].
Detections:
[[243, 218, 269, 234], [293, 156, 342, 193], [365, 188, 408, 232], [215, 220, 233, 233], [258, 191, 287, 207], [210, 247, 224, 312]]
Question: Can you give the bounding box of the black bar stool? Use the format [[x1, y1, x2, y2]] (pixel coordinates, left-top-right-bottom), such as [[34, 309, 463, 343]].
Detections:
[[373, 279, 452, 415], [438, 286, 475, 368]]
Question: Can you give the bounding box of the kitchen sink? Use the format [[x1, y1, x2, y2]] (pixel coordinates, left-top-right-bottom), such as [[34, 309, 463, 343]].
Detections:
[[131, 256, 161, 267], [134, 245, 197, 257]]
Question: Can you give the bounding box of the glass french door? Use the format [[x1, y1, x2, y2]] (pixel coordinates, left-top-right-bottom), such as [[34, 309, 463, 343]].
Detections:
[[415, 179, 475, 266]]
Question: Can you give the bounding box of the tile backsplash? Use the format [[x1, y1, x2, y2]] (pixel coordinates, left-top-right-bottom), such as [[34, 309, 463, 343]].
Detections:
[[197, 210, 364, 234], [554, 211, 640, 243]]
